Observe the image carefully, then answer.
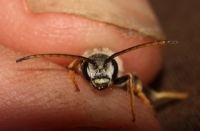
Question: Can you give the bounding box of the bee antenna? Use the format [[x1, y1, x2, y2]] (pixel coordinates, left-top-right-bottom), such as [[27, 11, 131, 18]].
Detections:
[[104, 40, 178, 64], [16, 53, 96, 65]]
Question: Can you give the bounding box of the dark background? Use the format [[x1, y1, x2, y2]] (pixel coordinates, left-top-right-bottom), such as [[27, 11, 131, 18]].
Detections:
[[150, 0, 200, 131]]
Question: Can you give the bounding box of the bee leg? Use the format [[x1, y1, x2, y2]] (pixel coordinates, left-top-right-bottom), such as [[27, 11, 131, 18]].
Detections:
[[67, 59, 81, 92], [130, 74, 152, 106], [114, 73, 152, 121], [144, 88, 188, 104], [113, 74, 136, 121], [151, 91, 188, 100]]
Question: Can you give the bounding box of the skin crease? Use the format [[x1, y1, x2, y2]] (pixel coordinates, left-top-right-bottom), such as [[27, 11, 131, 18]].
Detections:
[[0, 0, 163, 130]]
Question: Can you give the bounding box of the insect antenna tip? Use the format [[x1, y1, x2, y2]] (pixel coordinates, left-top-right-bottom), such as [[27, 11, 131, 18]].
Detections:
[[16, 59, 22, 63], [167, 40, 179, 44], [16, 57, 27, 63]]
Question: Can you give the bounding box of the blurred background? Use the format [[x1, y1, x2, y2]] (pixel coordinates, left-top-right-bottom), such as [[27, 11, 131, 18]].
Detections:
[[150, 0, 199, 130]]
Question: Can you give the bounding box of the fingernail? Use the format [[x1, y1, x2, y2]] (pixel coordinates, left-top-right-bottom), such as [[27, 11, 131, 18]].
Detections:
[[26, 0, 165, 39]]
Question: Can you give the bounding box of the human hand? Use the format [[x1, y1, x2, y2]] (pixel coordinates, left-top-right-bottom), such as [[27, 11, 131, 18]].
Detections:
[[0, 0, 163, 130]]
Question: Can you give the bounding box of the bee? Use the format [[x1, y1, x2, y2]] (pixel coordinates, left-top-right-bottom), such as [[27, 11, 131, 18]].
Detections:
[[16, 40, 187, 121]]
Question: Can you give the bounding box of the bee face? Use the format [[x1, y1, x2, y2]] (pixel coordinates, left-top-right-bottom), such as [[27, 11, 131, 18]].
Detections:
[[81, 54, 118, 90]]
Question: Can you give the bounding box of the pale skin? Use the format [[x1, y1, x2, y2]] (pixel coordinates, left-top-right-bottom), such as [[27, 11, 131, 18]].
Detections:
[[0, 0, 164, 130]]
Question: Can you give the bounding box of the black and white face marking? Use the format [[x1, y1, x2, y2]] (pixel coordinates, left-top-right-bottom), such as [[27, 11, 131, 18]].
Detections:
[[81, 53, 118, 90]]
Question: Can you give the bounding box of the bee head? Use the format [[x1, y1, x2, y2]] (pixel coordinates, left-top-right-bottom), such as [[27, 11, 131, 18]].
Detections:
[[81, 54, 118, 90]]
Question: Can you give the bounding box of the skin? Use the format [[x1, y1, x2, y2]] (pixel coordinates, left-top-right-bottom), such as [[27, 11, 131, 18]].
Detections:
[[0, 0, 163, 130]]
